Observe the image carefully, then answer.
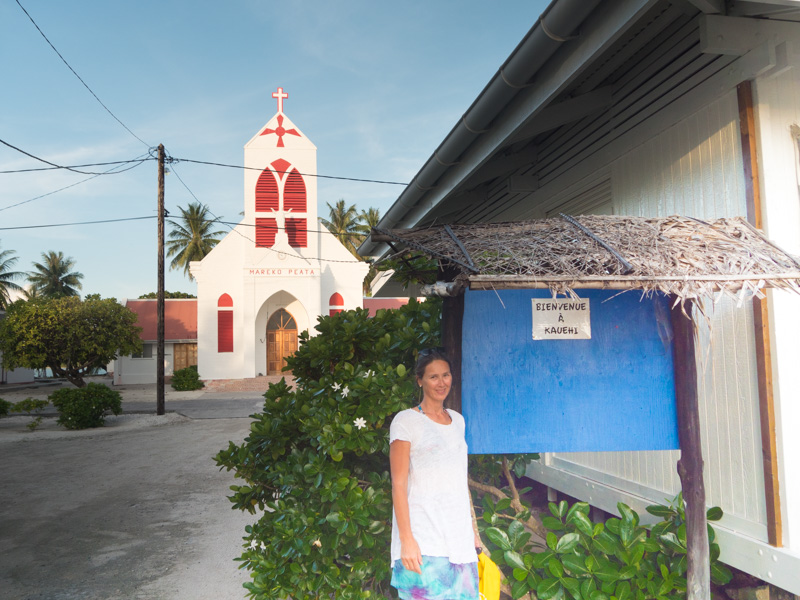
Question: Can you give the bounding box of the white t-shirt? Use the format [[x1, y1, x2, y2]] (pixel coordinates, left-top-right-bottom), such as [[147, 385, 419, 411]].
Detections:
[[390, 408, 477, 565]]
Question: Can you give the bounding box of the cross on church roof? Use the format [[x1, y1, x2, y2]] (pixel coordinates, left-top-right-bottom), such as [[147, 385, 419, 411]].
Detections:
[[272, 87, 288, 114]]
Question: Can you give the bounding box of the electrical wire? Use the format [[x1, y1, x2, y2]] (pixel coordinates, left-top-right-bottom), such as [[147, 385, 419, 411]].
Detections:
[[0, 138, 147, 176], [0, 152, 150, 213], [0, 157, 153, 174], [171, 156, 408, 186], [0, 215, 156, 231], [168, 164, 364, 264], [15, 0, 150, 149]]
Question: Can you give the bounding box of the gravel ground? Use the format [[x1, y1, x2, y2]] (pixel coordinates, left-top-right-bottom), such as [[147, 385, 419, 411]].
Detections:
[[0, 378, 264, 600]]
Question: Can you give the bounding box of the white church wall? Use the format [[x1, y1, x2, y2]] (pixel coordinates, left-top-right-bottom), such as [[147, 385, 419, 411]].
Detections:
[[192, 89, 367, 381]]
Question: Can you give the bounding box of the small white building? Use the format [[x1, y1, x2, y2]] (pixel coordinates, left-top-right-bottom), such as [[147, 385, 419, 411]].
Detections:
[[190, 88, 368, 379], [113, 299, 198, 385], [0, 310, 36, 385]]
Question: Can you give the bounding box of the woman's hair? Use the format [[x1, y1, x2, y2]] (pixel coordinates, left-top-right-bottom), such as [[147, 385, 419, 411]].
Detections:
[[414, 347, 452, 380]]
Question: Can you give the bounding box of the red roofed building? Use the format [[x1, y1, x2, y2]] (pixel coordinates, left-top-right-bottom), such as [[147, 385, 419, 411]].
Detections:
[[112, 299, 198, 385]]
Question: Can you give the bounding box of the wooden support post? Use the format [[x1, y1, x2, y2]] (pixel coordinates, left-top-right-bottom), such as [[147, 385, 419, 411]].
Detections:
[[156, 144, 166, 416], [442, 293, 464, 413], [670, 299, 709, 600], [738, 80, 782, 546]]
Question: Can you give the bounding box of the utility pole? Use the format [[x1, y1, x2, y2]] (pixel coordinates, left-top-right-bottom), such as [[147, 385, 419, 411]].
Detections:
[[156, 144, 166, 415]]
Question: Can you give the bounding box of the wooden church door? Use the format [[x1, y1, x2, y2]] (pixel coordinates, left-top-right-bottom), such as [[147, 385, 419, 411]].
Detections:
[[266, 309, 298, 375]]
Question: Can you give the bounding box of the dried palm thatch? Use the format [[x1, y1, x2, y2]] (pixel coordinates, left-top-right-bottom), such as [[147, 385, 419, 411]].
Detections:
[[372, 215, 800, 301]]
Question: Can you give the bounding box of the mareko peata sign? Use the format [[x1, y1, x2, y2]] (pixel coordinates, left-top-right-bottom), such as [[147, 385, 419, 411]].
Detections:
[[246, 267, 317, 276]]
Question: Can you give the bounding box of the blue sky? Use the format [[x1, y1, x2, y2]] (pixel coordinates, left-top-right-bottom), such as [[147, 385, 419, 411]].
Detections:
[[1, 0, 548, 299]]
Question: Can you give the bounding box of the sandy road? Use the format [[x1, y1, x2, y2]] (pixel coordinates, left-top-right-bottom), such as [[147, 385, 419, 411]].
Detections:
[[0, 380, 269, 600]]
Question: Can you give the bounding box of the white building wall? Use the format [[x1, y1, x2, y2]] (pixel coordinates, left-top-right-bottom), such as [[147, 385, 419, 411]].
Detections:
[[529, 92, 773, 546], [113, 343, 175, 385], [754, 55, 800, 551]]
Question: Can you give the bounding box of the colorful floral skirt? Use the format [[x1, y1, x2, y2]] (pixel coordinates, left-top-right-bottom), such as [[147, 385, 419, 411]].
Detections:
[[391, 556, 479, 600]]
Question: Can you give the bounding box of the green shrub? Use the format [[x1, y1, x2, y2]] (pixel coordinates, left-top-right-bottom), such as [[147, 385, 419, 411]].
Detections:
[[171, 365, 204, 391], [215, 299, 442, 599], [480, 494, 732, 600], [50, 383, 122, 429], [0, 398, 11, 416], [11, 397, 50, 431]]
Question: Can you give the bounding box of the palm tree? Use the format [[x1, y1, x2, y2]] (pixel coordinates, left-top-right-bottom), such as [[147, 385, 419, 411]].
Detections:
[[321, 199, 363, 257], [0, 243, 24, 309], [166, 202, 225, 280], [28, 251, 83, 298], [357, 207, 381, 237]]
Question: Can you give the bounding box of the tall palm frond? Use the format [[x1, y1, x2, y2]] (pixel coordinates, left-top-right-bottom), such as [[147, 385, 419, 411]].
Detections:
[[0, 244, 24, 309], [321, 199, 363, 257], [166, 202, 225, 280], [28, 251, 83, 298]]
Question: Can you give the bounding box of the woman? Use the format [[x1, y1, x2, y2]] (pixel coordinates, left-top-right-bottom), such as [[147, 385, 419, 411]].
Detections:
[[389, 348, 480, 600]]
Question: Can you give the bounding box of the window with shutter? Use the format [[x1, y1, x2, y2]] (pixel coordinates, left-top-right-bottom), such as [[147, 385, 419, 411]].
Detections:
[[283, 169, 306, 212], [218, 294, 234, 353], [255, 218, 278, 247], [255, 169, 279, 212], [285, 217, 307, 248]]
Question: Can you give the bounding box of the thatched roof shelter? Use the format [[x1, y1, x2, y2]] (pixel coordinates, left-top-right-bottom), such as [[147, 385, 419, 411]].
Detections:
[[372, 215, 800, 301]]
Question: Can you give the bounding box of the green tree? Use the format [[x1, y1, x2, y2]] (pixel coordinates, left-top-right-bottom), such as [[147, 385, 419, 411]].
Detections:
[[357, 206, 381, 237], [321, 199, 363, 257], [28, 251, 83, 298], [0, 295, 142, 388], [0, 243, 24, 309], [166, 202, 225, 280]]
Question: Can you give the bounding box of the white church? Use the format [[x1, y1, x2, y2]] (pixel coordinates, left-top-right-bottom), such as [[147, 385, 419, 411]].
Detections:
[[189, 88, 368, 379]]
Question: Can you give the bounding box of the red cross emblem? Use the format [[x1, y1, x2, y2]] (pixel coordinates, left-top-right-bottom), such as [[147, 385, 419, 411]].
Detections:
[[260, 87, 302, 147]]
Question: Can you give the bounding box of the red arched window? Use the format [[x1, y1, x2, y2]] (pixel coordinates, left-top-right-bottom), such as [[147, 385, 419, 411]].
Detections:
[[283, 169, 306, 213], [218, 294, 233, 353], [255, 218, 278, 248], [255, 169, 279, 212], [329, 292, 344, 316], [218, 293, 233, 308]]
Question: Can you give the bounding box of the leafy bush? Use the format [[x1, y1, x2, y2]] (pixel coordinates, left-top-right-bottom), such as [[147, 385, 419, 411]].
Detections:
[[50, 382, 122, 429], [0, 398, 11, 416], [11, 397, 50, 431], [480, 494, 732, 600], [215, 299, 442, 599], [171, 365, 204, 391]]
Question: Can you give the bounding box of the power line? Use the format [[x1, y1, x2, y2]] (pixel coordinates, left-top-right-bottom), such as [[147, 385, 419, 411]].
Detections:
[[0, 138, 147, 176], [0, 152, 150, 213], [171, 156, 408, 186], [0, 157, 153, 174], [0, 215, 156, 231], [14, 0, 150, 149], [168, 165, 364, 264]]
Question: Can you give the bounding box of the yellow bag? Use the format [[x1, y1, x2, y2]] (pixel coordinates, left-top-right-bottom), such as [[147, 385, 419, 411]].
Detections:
[[477, 551, 501, 600]]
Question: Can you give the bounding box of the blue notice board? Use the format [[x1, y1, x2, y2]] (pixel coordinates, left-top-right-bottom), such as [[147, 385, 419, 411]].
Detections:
[[462, 289, 679, 454]]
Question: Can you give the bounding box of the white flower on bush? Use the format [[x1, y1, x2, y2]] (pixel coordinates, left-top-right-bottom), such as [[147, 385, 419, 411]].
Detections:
[[260, 541, 266, 551], [249, 539, 258, 550], [363, 369, 375, 378], [331, 382, 341, 391], [312, 539, 322, 548], [353, 417, 367, 430], [341, 386, 350, 398]]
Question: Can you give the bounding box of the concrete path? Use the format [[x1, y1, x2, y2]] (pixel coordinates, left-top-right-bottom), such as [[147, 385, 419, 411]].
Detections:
[[0, 378, 274, 600]]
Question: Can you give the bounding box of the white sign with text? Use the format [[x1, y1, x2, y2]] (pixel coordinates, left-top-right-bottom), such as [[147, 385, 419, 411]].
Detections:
[[531, 298, 591, 340]]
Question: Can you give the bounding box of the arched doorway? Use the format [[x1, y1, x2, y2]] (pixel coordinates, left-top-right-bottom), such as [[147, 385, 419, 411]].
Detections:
[[266, 308, 297, 375]]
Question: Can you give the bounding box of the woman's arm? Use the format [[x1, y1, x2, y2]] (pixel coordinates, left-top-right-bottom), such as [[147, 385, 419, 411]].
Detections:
[[390, 439, 422, 574]]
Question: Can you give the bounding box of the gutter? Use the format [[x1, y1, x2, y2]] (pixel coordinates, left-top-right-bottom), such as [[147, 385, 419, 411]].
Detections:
[[360, 0, 603, 256]]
